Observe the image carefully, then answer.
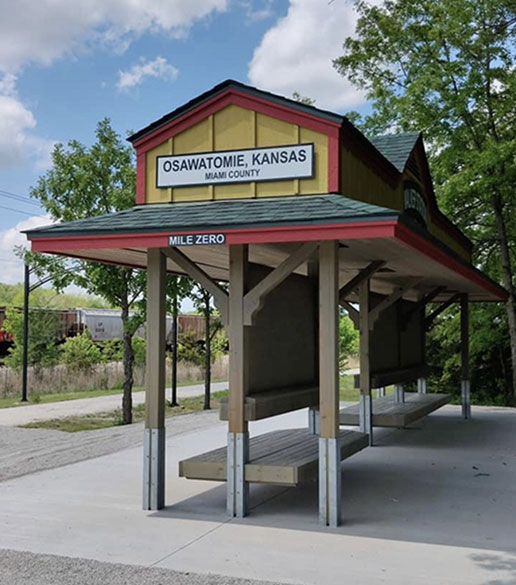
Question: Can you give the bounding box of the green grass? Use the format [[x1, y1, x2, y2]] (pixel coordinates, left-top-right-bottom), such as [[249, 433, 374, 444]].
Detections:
[[0, 378, 226, 409], [18, 376, 393, 433], [22, 390, 229, 433]]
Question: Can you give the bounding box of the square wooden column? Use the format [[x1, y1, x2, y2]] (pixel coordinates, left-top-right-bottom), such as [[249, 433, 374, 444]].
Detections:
[[143, 248, 167, 510], [460, 294, 471, 419], [227, 244, 250, 517], [358, 279, 373, 445], [318, 240, 341, 527]]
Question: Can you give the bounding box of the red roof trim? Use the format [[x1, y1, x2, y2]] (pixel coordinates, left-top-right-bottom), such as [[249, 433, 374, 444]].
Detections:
[[133, 89, 340, 154], [394, 223, 506, 300], [29, 220, 397, 252]]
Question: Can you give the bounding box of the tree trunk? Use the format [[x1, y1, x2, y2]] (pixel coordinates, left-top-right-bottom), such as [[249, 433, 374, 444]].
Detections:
[[492, 193, 516, 403], [203, 291, 211, 410], [121, 299, 134, 424], [170, 293, 179, 406]]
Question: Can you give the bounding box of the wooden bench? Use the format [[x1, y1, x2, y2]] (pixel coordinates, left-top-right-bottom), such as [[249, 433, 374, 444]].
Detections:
[[219, 385, 319, 421], [179, 428, 368, 486], [339, 392, 451, 428]]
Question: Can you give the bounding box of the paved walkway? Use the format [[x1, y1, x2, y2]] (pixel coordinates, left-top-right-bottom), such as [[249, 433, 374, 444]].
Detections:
[[0, 382, 228, 426], [1, 405, 515, 584]]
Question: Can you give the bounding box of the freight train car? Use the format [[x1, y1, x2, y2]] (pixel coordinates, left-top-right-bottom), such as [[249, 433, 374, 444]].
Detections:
[[0, 307, 206, 357]]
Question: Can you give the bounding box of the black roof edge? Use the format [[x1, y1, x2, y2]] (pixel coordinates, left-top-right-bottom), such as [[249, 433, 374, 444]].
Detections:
[[127, 79, 345, 144]]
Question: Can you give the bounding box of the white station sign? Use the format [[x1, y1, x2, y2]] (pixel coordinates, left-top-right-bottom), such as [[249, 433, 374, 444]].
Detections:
[[156, 143, 314, 188]]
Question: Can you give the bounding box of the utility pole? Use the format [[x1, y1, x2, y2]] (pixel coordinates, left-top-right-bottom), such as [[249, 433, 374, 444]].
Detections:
[[21, 263, 30, 402]]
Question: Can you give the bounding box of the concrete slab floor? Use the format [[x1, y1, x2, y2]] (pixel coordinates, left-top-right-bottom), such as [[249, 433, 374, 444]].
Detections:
[[0, 405, 515, 584]]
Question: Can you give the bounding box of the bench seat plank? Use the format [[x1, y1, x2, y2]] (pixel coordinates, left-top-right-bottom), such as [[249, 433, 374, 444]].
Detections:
[[339, 392, 451, 428], [179, 428, 368, 486]]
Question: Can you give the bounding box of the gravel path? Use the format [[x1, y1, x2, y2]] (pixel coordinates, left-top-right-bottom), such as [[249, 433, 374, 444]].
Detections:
[[0, 381, 228, 426], [0, 550, 292, 585], [0, 409, 223, 482]]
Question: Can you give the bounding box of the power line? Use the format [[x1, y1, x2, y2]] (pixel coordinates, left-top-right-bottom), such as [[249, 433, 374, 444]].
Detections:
[[0, 204, 35, 216], [0, 187, 34, 203], [0, 190, 40, 208]]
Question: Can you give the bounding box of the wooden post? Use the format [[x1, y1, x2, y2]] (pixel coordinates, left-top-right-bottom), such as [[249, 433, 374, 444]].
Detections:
[[358, 279, 373, 446], [143, 248, 167, 511], [318, 241, 341, 527], [227, 244, 250, 517], [308, 257, 320, 435], [460, 294, 471, 419], [376, 387, 386, 398]]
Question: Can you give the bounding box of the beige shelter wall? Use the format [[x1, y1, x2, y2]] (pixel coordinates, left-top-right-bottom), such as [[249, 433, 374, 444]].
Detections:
[[246, 263, 317, 394], [145, 105, 328, 204]]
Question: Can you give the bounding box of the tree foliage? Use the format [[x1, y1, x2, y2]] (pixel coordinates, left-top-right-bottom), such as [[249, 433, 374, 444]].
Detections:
[[335, 0, 516, 400], [60, 330, 102, 372], [3, 308, 60, 369], [29, 119, 146, 422]]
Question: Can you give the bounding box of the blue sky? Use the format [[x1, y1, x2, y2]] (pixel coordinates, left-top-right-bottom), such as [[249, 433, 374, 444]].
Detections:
[[0, 0, 369, 286]]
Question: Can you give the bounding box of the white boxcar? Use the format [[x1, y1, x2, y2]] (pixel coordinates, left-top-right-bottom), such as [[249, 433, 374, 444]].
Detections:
[[76, 308, 173, 342]]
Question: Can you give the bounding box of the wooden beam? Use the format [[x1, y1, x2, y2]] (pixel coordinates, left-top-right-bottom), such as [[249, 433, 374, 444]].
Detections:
[[425, 293, 461, 330], [163, 247, 228, 324], [403, 286, 446, 321], [243, 242, 318, 326], [341, 301, 359, 329], [319, 241, 339, 439], [228, 244, 248, 434], [339, 260, 385, 302], [369, 277, 423, 329]]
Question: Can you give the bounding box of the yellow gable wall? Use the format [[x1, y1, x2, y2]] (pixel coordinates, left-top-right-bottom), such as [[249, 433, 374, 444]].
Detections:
[[145, 105, 328, 203], [340, 147, 470, 260]]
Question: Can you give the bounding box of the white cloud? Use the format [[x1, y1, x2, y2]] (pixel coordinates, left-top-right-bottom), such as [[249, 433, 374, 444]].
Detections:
[[0, 215, 54, 284], [248, 0, 366, 111], [117, 56, 179, 91], [0, 0, 228, 73], [0, 0, 227, 171], [241, 0, 276, 23], [0, 78, 55, 171]]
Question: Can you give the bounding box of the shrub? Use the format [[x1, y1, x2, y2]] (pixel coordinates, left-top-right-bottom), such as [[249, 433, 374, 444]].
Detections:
[[61, 331, 102, 372]]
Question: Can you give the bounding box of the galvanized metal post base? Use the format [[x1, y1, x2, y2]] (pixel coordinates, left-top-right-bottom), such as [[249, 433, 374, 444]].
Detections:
[[376, 387, 386, 398], [394, 384, 405, 404], [318, 437, 341, 527], [359, 394, 373, 446], [308, 406, 320, 435], [461, 380, 471, 419], [417, 377, 428, 394], [227, 431, 249, 518], [143, 427, 165, 510]]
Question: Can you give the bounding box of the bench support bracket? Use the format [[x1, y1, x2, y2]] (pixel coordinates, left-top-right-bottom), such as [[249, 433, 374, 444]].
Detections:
[[394, 384, 405, 404], [319, 437, 341, 528], [461, 294, 471, 419], [227, 431, 249, 517], [417, 377, 428, 394]]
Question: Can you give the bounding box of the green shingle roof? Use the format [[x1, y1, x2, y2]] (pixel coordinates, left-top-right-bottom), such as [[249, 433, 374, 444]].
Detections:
[[26, 194, 399, 239], [370, 132, 420, 172]]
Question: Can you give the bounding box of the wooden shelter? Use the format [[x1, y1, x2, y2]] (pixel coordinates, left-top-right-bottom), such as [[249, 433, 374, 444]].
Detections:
[[25, 80, 507, 527]]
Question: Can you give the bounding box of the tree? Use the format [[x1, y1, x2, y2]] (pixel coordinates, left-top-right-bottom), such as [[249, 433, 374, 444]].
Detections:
[[189, 285, 224, 410], [339, 311, 359, 370], [28, 119, 146, 423], [3, 307, 60, 370], [334, 0, 516, 398], [166, 275, 193, 406]]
